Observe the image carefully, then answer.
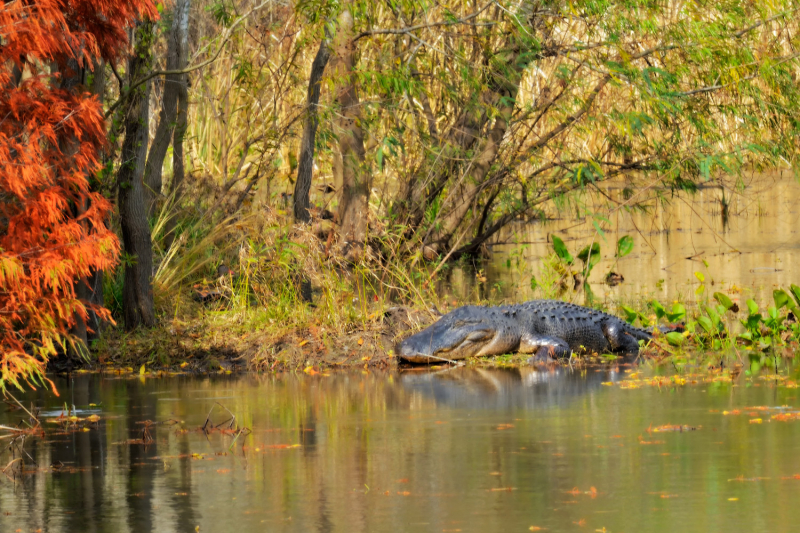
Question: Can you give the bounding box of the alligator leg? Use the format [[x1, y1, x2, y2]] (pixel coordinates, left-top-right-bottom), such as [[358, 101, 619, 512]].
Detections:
[[601, 321, 642, 354], [520, 334, 571, 364]]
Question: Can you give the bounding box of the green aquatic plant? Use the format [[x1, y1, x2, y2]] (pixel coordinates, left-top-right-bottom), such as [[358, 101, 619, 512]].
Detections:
[[642, 285, 800, 358], [550, 234, 636, 304]]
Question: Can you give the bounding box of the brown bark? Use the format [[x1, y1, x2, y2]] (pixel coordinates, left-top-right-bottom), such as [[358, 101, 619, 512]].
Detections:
[[164, 0, 191, 249], [331, 9, 369, 260], [294, 26, 332, 223], [118, 21, 156, 329], [424, 80, 518, 251], [143, 0, 189, 216]]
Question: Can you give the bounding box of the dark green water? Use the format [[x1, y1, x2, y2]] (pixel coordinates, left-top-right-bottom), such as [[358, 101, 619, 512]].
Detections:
[[2, 368, 800, 532]]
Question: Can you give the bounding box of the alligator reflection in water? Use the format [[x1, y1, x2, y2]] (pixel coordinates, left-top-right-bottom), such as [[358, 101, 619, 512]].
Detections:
[[400, 366, 622, 410]]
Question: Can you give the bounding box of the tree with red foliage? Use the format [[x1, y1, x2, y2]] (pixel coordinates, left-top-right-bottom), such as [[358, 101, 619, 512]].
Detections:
[[0, 0, 157, 390]]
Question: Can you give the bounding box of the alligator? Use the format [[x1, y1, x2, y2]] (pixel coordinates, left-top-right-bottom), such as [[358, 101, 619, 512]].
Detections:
[[398, 299, 667, 364]]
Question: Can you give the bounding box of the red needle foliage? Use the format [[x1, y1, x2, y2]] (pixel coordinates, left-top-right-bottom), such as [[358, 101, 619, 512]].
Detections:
[[0, 0, 157, 390]]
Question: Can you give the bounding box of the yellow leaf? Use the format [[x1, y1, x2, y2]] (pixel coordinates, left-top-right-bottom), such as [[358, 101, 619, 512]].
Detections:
[[139, 364, 146, 376], [180, 362, 189, 368], [298, 340, 309, 347]]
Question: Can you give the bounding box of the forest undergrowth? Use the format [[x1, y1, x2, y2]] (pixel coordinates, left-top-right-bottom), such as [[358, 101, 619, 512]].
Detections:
[[88, 205, 800, 377]]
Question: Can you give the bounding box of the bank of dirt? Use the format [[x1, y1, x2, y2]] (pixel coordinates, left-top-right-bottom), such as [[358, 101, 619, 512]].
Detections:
[[58, 305, 436, 375]]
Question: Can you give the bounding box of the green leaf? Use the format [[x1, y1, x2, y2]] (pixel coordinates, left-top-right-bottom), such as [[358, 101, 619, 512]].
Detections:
[[790, 284, 800, 307], [615, 235, 634, 258], [530, 276, 538, 291], [746, 299, 759, 316], [620, 304, 638, 324], [774, 289, 790, 310], [650, 300, 667, 320], [665, 331, 684, 346], [376, 146, 384, 170], [744, 314, 762, 331], [667, 303, 686, 323], [694, 271, 705, 283], [713, 292, 734, 311], [704, 305, 721, 328], [697, 316, 714, 334], [577, 243, 601, 269], [591, 220, 606, 239], [551, 236, 573, 264], [584, 282, 596, 305], [695, 284, 705, 297]]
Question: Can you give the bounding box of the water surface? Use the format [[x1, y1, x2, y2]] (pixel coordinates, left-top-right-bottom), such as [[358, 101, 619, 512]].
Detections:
[[3, 370, 800, 532], [450, 171, 800, 306]]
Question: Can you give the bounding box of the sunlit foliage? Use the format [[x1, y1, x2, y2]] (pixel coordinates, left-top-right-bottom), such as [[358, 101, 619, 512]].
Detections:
[[0, 0, 156, 389]]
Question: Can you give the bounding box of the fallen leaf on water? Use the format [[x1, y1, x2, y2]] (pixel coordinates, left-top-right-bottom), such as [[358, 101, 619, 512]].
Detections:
[[496, 424, 514, 430], [638, 436, 665, 445], [728, 497, 739, 501], [488, 487, 516, 492], [573, 519, 586, 526], [650, 424, 700, 432], [396, 478, 409, 483], [529, 527, 548, 531], [398, 491, 411, 496], [749, 418, 762, 424]]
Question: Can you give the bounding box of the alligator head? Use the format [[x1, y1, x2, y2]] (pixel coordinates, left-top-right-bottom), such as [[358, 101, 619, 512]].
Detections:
[[397, 306, 518, 363]]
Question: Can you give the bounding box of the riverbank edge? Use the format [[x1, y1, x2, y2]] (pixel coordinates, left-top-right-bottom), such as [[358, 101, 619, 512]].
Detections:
[[70, 295, 800, 376]]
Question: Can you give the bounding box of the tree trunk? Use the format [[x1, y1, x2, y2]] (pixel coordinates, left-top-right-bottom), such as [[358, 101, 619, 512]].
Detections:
[[331, 9, 369, 260], [396, 29, 533, 255], [425, 83, 518, 251], [165, 0, 191, 250], [118, 21, 156, 329], [144, 0, 190, 217], [293, 26, 332, 223]]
